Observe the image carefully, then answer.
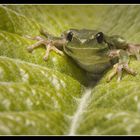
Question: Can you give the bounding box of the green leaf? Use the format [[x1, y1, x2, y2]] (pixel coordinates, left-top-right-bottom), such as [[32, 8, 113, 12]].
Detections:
[[0, 6, 41, 36], [0, 5, 140, 135], [0, 111, 70, 135]]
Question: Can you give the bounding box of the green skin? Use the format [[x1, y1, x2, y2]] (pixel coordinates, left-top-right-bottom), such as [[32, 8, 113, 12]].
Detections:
[[26, 29, 140, 82]]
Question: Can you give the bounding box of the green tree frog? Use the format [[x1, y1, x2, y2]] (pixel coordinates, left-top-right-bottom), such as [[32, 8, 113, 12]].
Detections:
[[26, 29, 140, 82]]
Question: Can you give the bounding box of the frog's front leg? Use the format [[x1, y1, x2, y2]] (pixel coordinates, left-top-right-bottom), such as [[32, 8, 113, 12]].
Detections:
[[26, 35, 65, 61], [107, 49, 137, 82], [26, 36, 46, 53]]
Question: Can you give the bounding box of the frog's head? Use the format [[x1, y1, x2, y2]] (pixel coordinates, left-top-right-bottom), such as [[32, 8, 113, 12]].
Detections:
[[61, 29, 106, 48], [61, 29, 112, 73]]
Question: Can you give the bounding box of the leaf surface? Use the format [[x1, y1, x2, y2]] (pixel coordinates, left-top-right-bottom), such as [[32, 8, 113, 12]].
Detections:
[[0, 5, 140, 135]]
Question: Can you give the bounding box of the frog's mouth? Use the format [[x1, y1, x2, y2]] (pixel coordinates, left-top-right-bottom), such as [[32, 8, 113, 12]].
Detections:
[[64, 45, 111, 73], [65, 42, 109, 61], [65, 41, 109, 57]]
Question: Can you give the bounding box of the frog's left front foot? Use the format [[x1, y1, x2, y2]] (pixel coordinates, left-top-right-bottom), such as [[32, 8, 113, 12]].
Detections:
[[107, 62, 137, 82], [107, 49, 137, 82]]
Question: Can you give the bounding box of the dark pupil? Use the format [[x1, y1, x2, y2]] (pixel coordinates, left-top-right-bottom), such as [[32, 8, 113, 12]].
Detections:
[[96, 32, 104, 43], [66, 32, 73, 41]]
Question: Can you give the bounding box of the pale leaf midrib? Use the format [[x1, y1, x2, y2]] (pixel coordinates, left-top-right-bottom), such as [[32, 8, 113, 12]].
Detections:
[[68, 88, 92, 135]]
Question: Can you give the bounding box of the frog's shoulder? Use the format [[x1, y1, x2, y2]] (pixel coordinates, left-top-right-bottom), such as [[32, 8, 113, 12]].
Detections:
[[110, 34, 125, 39]]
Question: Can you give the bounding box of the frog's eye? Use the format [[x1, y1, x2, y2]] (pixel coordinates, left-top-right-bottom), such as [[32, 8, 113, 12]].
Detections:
[[95, 32, 104, 43], [66, 31, 73, 42]]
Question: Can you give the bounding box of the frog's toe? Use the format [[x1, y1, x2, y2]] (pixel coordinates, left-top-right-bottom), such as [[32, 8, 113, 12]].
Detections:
[[123, 63, 137, 76], [43, 56, 48, 61], [106, 64, 118, 82], [27, 46, 33, 53], [116, 67, 122, 82], [52, 47, 64, 56]]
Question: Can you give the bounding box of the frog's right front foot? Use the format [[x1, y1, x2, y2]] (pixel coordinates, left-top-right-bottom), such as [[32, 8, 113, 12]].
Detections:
[[26, 35, 64, 61]]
